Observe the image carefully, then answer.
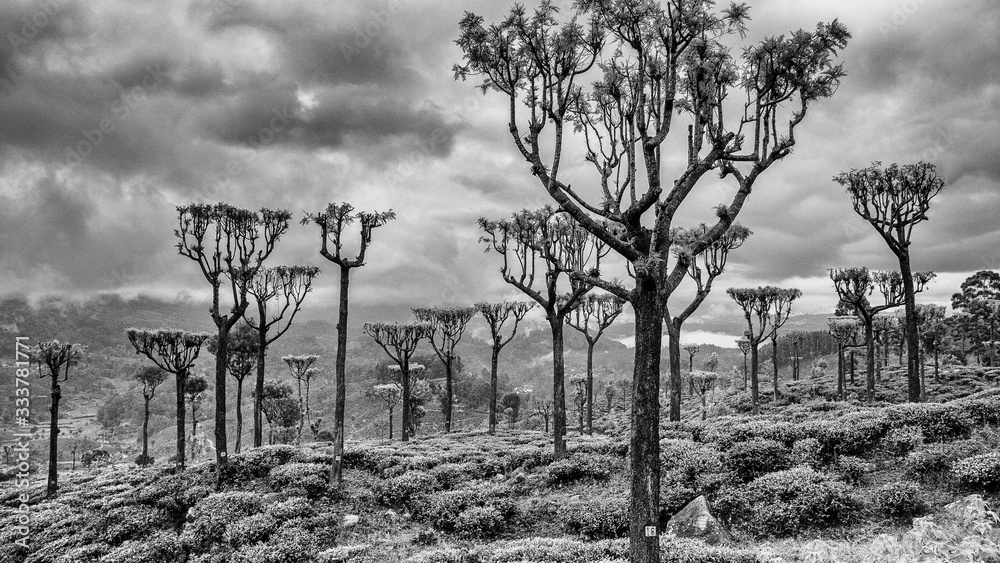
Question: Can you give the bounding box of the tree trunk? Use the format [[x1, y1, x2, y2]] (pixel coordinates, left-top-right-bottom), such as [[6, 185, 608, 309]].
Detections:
[[837, 346, 845, 401], [898, 251, 921, 402], [444, 357, 453, 433], [666, 320, 682, 422], [400, 360, 411, 442], [629, 282, 661, 563], [388, 408, 394, 440], [175, 371, 187, 470], [234, 379, 243, 454], [933, 349, 939, 381], [46, 381, 60, 497], [749, 343, 760, 415], [920, 352, 926, 399], [742, 353, 748, 390], [848, 350, 855, 385], [190, 399, 198, 460], [549, 317, 567, 459], [253, 334, 265, 448], [771, 336, 779, 400], [142, 397, 151, 464], [214, 325, 230, 473], [488, 346, 500, 435], [329, 266, 350, 486], [296, 378, 304, 445], [586, 340, 594, 435]]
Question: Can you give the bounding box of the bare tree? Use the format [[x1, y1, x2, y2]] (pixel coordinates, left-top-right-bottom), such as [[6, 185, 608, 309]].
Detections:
[[566, 293, 625, 434], [830, 268, 933, 401], [477, 301, 534, 434], [736, 336, 751, 390], [282, 355, 319, 444], [767, 288, 802, 400], [413, 306, 477, 433], [363, 322, 432, 441], [371, 383, 402, 440], [133, 366, 168, 466], [184, 374, 209, 460], [246, 266, 319, 449], [834, 162, 945, 402], [207, 322, 258, 453], [666, 223, 750, 420], [479, 207, 605, 458], [690, 371, 719, 420], [916, 304, 947, 383], [828, 316, 862, 400], [29, 341, 86, 497], [126, 328, 210, 470], [728, 287, 789, 414], [303, 202, 394, 487], [175, 203, 290, 476]]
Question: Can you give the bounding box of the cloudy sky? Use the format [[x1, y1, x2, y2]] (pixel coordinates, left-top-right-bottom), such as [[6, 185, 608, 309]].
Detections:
[[0, 0, 997, 343]]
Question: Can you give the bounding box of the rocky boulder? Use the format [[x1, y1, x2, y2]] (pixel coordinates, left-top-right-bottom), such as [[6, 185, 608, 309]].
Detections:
[[664, 495, 731, 545]]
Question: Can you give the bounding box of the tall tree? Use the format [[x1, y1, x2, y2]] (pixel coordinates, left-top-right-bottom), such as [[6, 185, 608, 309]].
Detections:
[[29, 341, 86, 497], [456, 3, 849, 557], [246, 265, 319, 449], [736, 336, 751, 390], [828, 316, 862, 400], [916, 304, 947, 382], [479, 207, 604, 458], [565, 293, 625, 434], [666, 223, 750, 420], [303, 203, 394, 486], [133, 365, 168, 466], [184, 374, 209, 460], [207, 322, 259, 453], [830, 268, 933, 401], [175, 203, 290, 476], [363, 322, 432, 441], [767, 288, 802, 399], [728, 287, 787, 414], [257, 380, 299, 445], [283, 354, 319, 444], [477, 301, 534, 434], [951, 270, 1000, 366], [412, 306, 478, 433], [371, 383, 402, 440], [834, 162, 945, 402], [126, 328, 210, 470]]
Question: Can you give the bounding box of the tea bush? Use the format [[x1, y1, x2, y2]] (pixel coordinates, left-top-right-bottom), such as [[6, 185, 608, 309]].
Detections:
[[871, 481, 926, 518], [879, 425, 924, 457], [372, 470, 439, 506], [953, 452, 1000, 491], [722, 439, 791, 483], [410, 482, 517, 534], [834, 455, 873, 486], [562, 495, 629, 539], [545, 454, 618, 486], [268, 462, 329, 499]]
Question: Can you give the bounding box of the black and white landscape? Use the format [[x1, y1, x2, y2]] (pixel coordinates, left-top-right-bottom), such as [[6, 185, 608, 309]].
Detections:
[[0, 1, 998, 562]]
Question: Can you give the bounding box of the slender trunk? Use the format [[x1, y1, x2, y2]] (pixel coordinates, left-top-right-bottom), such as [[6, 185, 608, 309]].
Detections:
[[46, 381, 60, 497], [629, 282, 661, 563], [849, 350, 856, 385], [837, 346, 845, 401], [253, 332, 265, 448], [305, 378, 311, 431], [750, 343, 760, 415], [920, 352, 926, 399], [176, 371, 187, 470], [190, 399, 198, 460], [742, 353, 748, 390], [296, 378, 304, 444], [444, 357, 453, 433], [933, 349, 940, 381], [586, 340, 594, 435], [388, 407, 394, 440], [142, 397, 151, 464], [701, 395, 707, 421], [666, 321, 682, 422], [864, 320, 875, 401], [400, 359, 411, 442], [330, 267, 350, 486], [234, 378, 243, 454], [488, 346, 500, 435], [771, 336, 779, 400], [214, 325, 230, 473], [549, 317, 567, 459], [898, 252, 921, 402]]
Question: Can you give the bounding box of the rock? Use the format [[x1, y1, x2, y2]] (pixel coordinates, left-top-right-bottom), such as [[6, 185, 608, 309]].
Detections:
[[664, 495, 731, 545], [342, 514, 360, 529]]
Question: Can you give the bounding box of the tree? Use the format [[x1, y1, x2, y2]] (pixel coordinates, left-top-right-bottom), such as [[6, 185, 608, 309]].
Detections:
[[872, 315, 898, 381], [184, 374, 209, 460], [689, 371, 719, 420], [363, 322, 432, 441], [413, 306, 477, 433], [303, 203, 394, 486], [916, 304, 947, 383], [256, 380, 299, 445], [29, 341, 86, 497], [133, 366, 168, 466], [126, 328, 210, 470], [736, 336, 751, 390], [569, 375, 587, 434], [371, 383, 402, 440], [282, 354, 319, 444], [728, 287, 783, 414], [566, 293, 625, 434], [456, 3, 849, 558], [479, 207, 604, 458], [175, 203, 290, 475], [533, 397, 552, 433], [246, 265, 319, 449], [767, 288, 802, 399], [830, 268, 933, 401], [834, 162, 945, 402], [951, 271, 1000, 366], [703, 352, 719, 373], [828, 317, 862, 400], [666, 223, 750, 419], [207, 322, 259, 453], [477, 301, 534, 434], [499, 390, 521, 429]]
